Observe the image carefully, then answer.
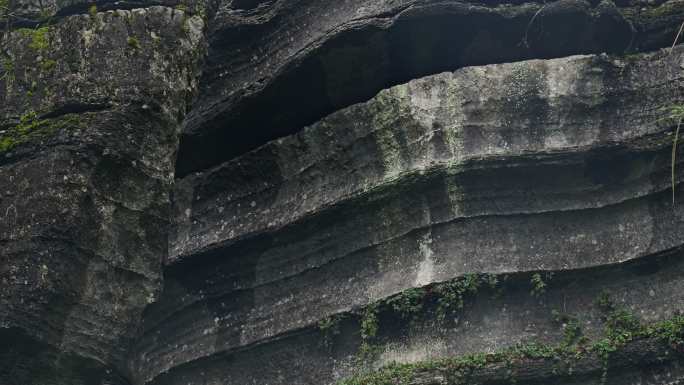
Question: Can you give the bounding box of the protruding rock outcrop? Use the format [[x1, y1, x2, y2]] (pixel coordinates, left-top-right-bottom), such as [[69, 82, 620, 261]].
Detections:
[[131, 45, 684, 385], [2, 1, 684, 385], [0, 5, 207, 385], [176, 0, 684, 176]]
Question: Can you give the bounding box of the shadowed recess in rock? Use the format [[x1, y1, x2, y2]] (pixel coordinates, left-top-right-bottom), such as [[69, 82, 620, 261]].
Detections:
[[175, 0, 684, 176], [170, 47, 684, 263]]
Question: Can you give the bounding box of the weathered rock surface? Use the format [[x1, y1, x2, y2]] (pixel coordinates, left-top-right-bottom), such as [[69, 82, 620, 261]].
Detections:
[[2, 0, 684, 385], [176, 0, 684, 176], [172, 48, 684, 262], [0, 5, 206, 385], [143, 250, 684, 385], [136, 46, 684, 385]]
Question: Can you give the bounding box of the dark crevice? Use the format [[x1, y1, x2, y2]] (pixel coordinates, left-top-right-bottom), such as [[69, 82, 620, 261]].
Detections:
[[175, 0, 684, 177], [39, 103, 110, 119], [229, 0, 272, 11], [0, 327, 135, 385]]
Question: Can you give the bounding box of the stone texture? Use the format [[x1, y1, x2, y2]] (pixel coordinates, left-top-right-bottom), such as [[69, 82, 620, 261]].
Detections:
[[2, 0, 684, 385], [0, 4, 207, 385], [176, 0, 684, 176], [128, 46, 684, 385], [171, 48, 684, 262], [139, 249, 684, 385]]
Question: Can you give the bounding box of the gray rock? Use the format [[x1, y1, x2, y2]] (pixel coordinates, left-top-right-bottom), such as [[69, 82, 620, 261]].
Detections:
[[176, 0, 684, 176], [2, 0, 684, 385], [0, 5, 206, 385]]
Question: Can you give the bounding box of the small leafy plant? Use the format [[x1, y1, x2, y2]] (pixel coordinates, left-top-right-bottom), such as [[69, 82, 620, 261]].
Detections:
[[530, 272, 552, 297], [318, 314, 343, 348]]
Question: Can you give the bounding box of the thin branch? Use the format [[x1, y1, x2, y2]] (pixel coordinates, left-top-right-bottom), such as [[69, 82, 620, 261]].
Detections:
[[673, 118, 681, 206], [521, 4, 547, 49], [671, 21, 684, 53], [667, 22, 684, 207]]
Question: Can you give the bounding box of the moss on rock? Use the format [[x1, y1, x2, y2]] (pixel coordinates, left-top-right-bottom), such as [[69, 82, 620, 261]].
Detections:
[[0, 112, 85, 153]]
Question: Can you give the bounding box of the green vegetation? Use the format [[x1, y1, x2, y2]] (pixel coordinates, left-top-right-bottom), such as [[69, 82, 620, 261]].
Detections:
[[38, 7, 52, 20], [551, 310, 585, 348], [337, 273, 503, 362], [651, 315, 684, 346], [15, 27, 57, 71], [1, 56, 13, 82], [360, 305, 379, 340], [595, 289, 612, 310], [127, 36, 141, 50], [181, 15, 190, 33], [434, 273, 481, 321], [591, 292, 647, 384], [319, 314, 343, 348], [358, 305, 379, 360], [640, 1, 684, 22], [39, 59, 56, 71], [338, 306, 684, 385], [530, 272, 552, 297], [386, 287, 424, 320], [339, 273, 504, 360], [22, 27, 51, 51], [332, 278, 684, 385], [89, 4, 98, 17], [0, 0, 9, 19], [318, 268, 682, 385], [594, 292, 643, 345], [0, 112, 83, 153]]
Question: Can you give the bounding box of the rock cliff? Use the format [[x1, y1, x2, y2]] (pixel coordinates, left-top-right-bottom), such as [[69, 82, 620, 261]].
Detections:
[[1, 1, 684, 385]]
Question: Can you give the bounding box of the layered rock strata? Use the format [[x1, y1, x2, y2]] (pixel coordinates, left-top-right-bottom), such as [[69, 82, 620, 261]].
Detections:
[[139, 47, 684, 384], [177, 0, 684, 176], [2, 0, 684, 385], [0, 5, 206, 385]]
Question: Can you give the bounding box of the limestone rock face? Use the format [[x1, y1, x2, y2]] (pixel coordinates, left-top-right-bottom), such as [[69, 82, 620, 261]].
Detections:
[[176, 0, 684, 176], [0, 4, 206, 385], [2, 1, 684, 385]]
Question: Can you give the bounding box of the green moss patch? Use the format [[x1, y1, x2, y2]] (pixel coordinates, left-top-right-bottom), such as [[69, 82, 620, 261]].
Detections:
[[127, 36, 141, 50], [17, 27, 51, 51], [0, 112, 84, 153]]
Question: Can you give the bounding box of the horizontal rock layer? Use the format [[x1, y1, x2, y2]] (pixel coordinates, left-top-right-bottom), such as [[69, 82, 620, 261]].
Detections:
[[132, 46, 684, 384], [145, 248, 684, 385], [172, 46, 684, 262], [176, 0, 684, 176]]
